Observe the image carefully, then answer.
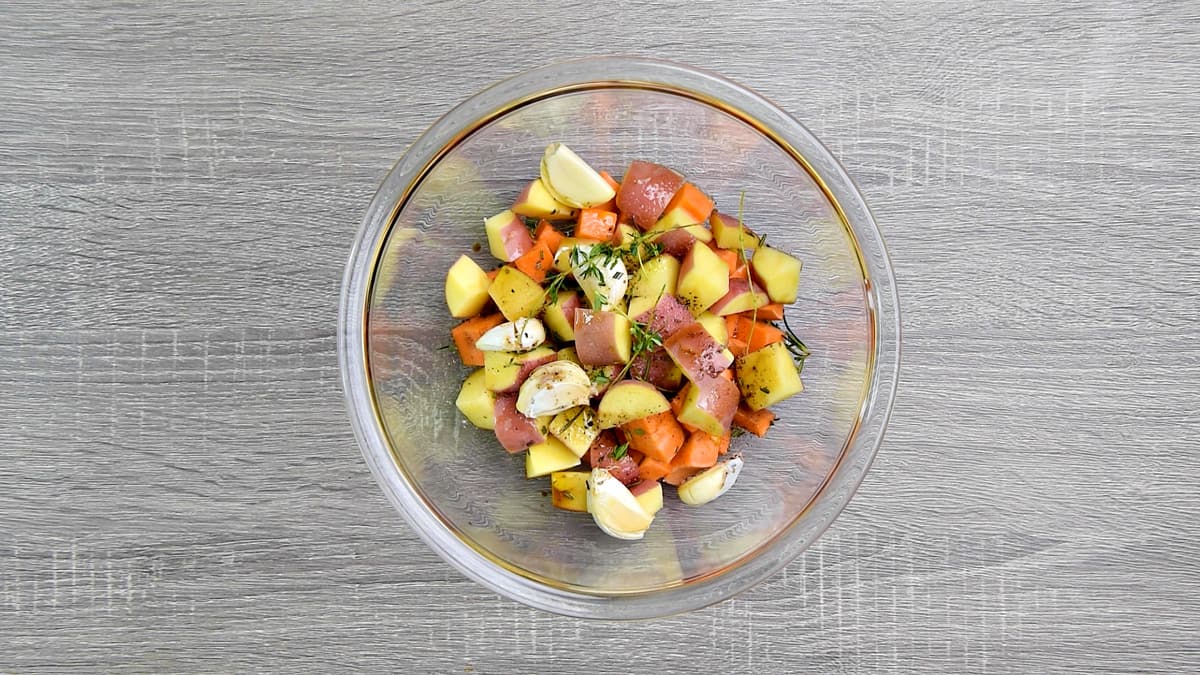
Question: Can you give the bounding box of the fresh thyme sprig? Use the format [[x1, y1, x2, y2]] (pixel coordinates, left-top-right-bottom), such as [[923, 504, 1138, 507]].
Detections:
[[543, 271, 570, 306]]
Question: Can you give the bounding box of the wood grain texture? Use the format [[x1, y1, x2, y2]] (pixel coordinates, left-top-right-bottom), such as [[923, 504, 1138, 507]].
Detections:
[[2, 0, 1198, 672]]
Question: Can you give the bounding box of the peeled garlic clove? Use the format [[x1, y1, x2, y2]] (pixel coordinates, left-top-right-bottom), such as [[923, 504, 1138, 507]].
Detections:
[[677, 456, 744, 506], [569, 244, 628, 311], [474, 317, 546, 352], [516, 360, 592, 417], [587, 467, 654, 540], [539, 143, 615, 209]]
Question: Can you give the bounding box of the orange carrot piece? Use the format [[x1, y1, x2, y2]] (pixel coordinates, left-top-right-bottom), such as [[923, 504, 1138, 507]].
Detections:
[[576, 208, 618, 242], [725, 315, 751, 357], [622, 410, 685, 463], [639, 456, 671, 483], [733, 405, 776, 437], [746, 322, 784, 353], [662, 182, 714, 224], [486, 268, 500, 281], [711, 246, 739, 275], [664, 466, 701, 486], [725, 315, 784, 356], [596, 171, 621, 212], [451, 313, 504, 366], [753, 302, 785, 321], [663, 431, 722, 485], [672, 431, 721, 471], [534, 220, 564, 254], [706, 242, 749, 279], [513, 241, 554, 283]]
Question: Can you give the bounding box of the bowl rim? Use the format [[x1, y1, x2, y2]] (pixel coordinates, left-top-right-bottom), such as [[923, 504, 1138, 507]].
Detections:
[[339, 56, 901, 619]]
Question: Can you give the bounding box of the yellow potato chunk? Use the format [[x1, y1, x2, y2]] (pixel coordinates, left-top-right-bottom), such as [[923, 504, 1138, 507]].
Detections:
[[444, 255, 492, 318], [676, 242, 729, 315], [525, 437, 581, 478], [488, 266, 545, 321], [734, 342, 804, 410], [548, 406, 600, 458], [454, 368, 495, 429], [596, 380, 671, 429], [550, 470, 589, 512]]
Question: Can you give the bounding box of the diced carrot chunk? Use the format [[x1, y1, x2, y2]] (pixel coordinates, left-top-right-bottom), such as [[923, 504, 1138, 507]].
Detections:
[[663, 182, 715, 225], [596, 171, 621, 212], [622, 410, 685, 463], [512, 241, 554, 283], [733, 404, 776, 437], [663, 431, 722, 485], [747, 323, 784, 353], [753, 303, 785, 321], [725, 315, 784, 356], [576, 208, 618, 242], [639, 456, 671, 483], [534, 220, 564, 254], [450, 313, 504, 366]]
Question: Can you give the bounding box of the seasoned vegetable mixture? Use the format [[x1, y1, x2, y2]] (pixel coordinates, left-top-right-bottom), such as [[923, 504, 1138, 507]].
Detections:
[[446, 143, 808, 540]]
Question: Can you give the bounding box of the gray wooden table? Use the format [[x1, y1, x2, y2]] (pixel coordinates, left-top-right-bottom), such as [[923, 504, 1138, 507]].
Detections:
[[3, 1, 1197, 672]]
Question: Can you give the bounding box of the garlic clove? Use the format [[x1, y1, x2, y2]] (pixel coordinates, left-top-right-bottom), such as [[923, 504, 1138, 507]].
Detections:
[[474, 317, 546, 352], [587, 468, 654, 540], [515, 360, 592, 418], [568, 244, 628, 311], [677, 456, 744, 506]]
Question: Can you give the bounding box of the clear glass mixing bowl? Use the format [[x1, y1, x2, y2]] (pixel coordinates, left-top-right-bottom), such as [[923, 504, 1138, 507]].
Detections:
[[339, 57, 900, 619]]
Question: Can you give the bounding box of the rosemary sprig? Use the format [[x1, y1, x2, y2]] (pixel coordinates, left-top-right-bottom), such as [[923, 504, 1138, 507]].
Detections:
[[610, 442, 629, 461], [780, 311, 811, 372]]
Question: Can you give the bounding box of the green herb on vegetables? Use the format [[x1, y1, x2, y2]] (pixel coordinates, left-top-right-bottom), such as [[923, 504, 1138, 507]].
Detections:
[[781, 312, 811, 372]]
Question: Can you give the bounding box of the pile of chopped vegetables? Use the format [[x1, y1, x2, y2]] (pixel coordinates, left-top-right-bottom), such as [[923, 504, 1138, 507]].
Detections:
[[445, 143, 807, 540]]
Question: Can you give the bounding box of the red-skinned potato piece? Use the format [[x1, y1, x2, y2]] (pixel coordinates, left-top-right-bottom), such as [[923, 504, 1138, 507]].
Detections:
[[584, 432, 640, 485], [655, 227, 701, 259], [676, 374, 739, 437], [616, 161, 685, 230], [573, 309, 632, 366], [628, 479, 661, 497], [708, 278, 771, 316], [664, 322, 734, 384], [493, 393, 545, 453], [484, 209, 534, 262], [632, 294, 694, 341], [628, 348, 683, 391]]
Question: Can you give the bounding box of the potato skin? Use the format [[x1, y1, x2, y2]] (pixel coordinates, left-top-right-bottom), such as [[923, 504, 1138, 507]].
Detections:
[[631, 294, 693, 341], [616, 161, 685, 230], [573, 309, 631, 366], [664, 322, 733, 384], [584, 432, 640, 485], [493, 393, 545, 453]]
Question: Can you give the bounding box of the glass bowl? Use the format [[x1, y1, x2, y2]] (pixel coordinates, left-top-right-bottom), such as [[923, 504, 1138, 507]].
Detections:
[[339, 57, 899, 619]]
